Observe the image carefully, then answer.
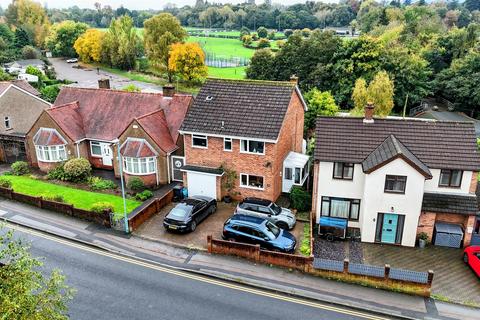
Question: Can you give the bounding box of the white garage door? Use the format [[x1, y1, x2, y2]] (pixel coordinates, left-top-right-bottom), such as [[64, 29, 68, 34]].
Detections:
[[186, 172, 217, 199]]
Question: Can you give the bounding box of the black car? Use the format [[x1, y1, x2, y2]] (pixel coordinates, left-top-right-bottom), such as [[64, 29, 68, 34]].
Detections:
[[222, 214, 297, 253], [163, 196, 217, 233]]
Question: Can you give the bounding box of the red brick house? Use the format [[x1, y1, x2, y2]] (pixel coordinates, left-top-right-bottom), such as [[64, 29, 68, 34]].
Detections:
[[26, 86, 193, 187], [179, 78, 308, 202]]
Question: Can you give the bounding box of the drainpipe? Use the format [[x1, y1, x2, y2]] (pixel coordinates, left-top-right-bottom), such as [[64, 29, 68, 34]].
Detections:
[[166, 153, 171, 184], [76, 142, 80, 158], [155, 157, 159, 186]]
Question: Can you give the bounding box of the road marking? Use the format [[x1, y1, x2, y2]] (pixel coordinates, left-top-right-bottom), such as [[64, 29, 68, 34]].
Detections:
[[7, 223, 392, 320]]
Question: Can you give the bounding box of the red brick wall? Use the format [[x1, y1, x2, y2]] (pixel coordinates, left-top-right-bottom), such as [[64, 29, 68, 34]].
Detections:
[[124, 172, 157, 187], [37, 161, 60, 172], [469, 171, 478, 193], [417, 211, 475, 246]]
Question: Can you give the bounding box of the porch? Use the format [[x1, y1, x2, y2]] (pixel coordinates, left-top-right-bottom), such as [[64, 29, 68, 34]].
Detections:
[[282, 151, 310, 193]]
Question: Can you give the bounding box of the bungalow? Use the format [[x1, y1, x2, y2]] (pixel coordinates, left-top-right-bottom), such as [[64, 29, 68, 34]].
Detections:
[[312, 104, 480, 247], [179, 78, 308, 202], [26, 84, 193, 187]]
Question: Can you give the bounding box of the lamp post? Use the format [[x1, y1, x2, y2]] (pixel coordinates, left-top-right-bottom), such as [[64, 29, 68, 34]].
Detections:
[[113, 139, 128, 234]]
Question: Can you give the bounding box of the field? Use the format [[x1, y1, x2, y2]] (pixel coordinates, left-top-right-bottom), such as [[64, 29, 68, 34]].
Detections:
[[186, 27, 285, 39], [187, 36, 254, 59]]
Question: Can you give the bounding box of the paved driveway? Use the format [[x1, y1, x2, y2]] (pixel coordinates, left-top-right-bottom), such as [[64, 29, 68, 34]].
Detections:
[[135, 201, 306, 254], [50, 58, 163, 92]]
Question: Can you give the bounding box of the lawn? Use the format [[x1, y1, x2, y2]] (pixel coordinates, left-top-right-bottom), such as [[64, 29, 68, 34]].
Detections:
[[187, 36, 255, 59], [2, 175, 141, 215], [186, 27, 285, 39], [208, 66, 246, 79]]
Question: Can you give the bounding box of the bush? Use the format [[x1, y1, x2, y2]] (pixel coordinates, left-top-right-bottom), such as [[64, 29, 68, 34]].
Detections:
[[47, 163, 68, 180], [257, 26, 268, 38], [63, 158, 92, 182], [257, 38, 271, 49], [11, 161, 29, 176], [290, 186, 312, 212], [22, 45, 40, 59], [91, 202, 114, 214], [40, 85, 61, 103], [42, 194, 65, 203], [127, 176, 144, 192], [284, 29, 293, 37], [88, 176, 117, 191], [0, 177, 12, 188], [135, 189, 153, 201]]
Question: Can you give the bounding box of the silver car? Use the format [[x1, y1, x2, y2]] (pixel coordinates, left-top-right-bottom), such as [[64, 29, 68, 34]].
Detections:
[[234, 197, 296, 230]]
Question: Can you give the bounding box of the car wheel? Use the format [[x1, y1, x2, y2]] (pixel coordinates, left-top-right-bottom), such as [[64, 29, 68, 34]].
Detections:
[[226, 237, 236, 242], [276, 222, 289, 230], [190, 220, 197, 232], [463, 253, 469, 264], [326, 234, 335, 242]]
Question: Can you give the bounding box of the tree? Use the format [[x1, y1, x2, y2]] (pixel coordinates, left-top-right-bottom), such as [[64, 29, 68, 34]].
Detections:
[[257, 26, 268, 38], [168, 42, 207, 82], [74, 29, 104, 63], [45, 20, 88, 57], [143, 13, 188, 82], [14, 27, 31, 48], [246, 49, 274, 80], [5, 0, 50, 47], [0, 227, 74, 318], [352, 78, 368, 115], [21, 45, 39, 59], [351, 71, 394, 117], [464, 0, 480, 12], [122, 84, 141, 92], [239, 26, 250, 39], [284, 29, 293, 37], [303, 89, 339, 132], [257, 38, 271, 48], [25, 65, 42, 78], [40, 84, 61, 102]]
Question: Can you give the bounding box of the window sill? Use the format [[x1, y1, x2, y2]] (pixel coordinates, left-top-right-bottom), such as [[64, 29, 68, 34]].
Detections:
[[240, 185, 264, 191], [38, 159, 65, 163], [192, 145, 208, 149], [333, 177, 353, 181], [438, 185, 462, 189], [384, 190, 406, 195], [239, 151, 265, 156], [123, 171, 156, 176]]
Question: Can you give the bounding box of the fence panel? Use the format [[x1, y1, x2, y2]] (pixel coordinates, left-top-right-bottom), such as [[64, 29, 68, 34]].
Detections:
[[389, 268, 429, 284], [313, 258, 344, 272], [127, 190, 173, 232], [348, 263, 385, 278]]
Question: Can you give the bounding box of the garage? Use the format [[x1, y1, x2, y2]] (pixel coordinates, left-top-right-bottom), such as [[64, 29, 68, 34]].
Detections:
[[181, 165, 224, 200], [433, 222, 464, 248]]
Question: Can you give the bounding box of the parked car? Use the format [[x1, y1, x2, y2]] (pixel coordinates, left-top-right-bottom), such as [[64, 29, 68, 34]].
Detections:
[[66, 58, 78, 63], [234, 197, 296, 230], [463, 246, 480, 277], [163, 196, 217, 233], [222, 214, 297, 253]]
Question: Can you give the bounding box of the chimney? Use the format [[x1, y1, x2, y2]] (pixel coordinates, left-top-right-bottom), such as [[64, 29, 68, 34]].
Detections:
[[163, 84, 175, 98], [364, 101, 375, 123], [290, 75, 299, 85], [98, 78, 110, 89]]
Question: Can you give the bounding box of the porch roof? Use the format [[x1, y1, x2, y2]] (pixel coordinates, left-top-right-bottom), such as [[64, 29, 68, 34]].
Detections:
[[422, 192, 478, 215], [283, 151, 310, 168], [180, 165, 224, 176]]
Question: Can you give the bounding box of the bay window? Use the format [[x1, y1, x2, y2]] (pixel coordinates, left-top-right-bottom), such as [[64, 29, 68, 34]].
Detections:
[[35, 145, 66, 162], [240, 140, 264, 154], [123, 157, 156, 175]]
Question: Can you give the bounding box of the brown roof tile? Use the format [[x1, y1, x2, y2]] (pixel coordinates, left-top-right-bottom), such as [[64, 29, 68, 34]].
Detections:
[[0, 80, 40, 96], [120, 138, 156, 158]]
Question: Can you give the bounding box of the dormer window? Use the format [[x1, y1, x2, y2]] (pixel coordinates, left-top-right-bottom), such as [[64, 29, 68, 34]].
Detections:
[[4, 116, 10, 129]]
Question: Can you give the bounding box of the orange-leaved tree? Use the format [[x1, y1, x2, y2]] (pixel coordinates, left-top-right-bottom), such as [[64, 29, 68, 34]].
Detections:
[[168, 42, 208, 82]]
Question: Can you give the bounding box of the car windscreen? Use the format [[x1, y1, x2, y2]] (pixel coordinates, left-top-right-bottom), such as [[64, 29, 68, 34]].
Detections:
[[265, 221, 280, 239], [168, 205, 191, 220], [269, 203, 282, 215]]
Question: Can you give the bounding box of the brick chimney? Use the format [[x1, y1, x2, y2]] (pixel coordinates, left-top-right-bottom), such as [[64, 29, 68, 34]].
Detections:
[[98, 78, 110, 89], [290, 75, 299, 85], [364, 101, 375, 123], [163, 84, 175, 98]]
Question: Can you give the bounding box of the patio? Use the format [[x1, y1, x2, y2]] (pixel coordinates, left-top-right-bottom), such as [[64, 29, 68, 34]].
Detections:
[[313, 235, 480, 306]]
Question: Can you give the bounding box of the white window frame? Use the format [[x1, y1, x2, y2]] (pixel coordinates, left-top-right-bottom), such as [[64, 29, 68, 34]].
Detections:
[[223, 137, 232, 151], [123, 156, 156, 175], [240, 173, 265, 190], [240, 140, 265, 155], [90, 141, 102, 157], [192, 134, 208, 149], [35, 145, 67, 163], [4, 116, 10, 129]]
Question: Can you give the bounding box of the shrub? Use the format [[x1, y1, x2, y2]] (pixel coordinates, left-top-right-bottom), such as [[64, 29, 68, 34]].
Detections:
[[11, 161, 29, 176], [257, 26, 268, 38], [290, 186, 312, 212], [91, 202, 114, 214], [22, 45, 40, 59], [257, 38, 271, 49], [88, 176, 117, 191], [42, 194, 65, 203], [267, 31, 276, 40], [40, 84, 61, 103], [127, 176, 144, 192], [284, 29, 293, 37], [0, 177, 12, 188], [135, 190, 153, 201], [47, 163, 68, 180], [63, 157, 92, 182]]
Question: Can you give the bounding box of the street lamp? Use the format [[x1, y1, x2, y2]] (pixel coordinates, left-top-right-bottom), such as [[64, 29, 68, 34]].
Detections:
[[112, 139, 129, 234]]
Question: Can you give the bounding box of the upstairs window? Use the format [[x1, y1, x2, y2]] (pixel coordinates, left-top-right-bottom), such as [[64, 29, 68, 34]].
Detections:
[[224, 137, 232, 151], [192, 135, 207, 148], [333, 162, 354, 180], [439, 169, 462, 188], [240, 140, 264, 154], [4, 116, 10, 129], [384, 175, 407, 194]]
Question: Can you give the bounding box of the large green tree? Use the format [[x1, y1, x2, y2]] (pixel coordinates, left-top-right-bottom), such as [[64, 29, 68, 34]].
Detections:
[[351, 70, 394, 117], [45, 20, 88, 57], [303, 89, 339, 133], [246, 49, 274, 80], [5, 0, 50, 47], [143, 13, 188, 82]]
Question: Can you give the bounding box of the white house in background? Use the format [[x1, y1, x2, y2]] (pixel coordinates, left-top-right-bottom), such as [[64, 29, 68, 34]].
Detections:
[[17, 73, 39, 83], [311, 104, 480, 248]]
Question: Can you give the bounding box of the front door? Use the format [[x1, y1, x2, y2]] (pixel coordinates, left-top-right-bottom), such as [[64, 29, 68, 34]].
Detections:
[[282, 167, 293, 193], [101, 143, 113, 166], [171, 156, 185, 182], [381, 213, 398, 244]]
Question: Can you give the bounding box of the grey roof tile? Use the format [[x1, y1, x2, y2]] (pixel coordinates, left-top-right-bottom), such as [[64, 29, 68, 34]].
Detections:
[[422, 192, 478, 215]]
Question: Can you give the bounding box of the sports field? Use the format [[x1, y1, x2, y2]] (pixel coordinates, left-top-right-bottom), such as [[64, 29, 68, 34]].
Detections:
[[187, 36, 255, 59]]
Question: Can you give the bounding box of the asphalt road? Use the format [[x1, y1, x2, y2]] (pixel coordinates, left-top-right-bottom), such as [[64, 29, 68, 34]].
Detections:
[[6, 225, 391, 320]]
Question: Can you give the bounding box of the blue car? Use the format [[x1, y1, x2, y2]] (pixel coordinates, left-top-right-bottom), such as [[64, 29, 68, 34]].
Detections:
[[222, 214, 297, 253]]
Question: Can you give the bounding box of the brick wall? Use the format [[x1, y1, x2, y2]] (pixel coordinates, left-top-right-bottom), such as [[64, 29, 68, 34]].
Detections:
[[469, 171, 478, 193], [124, 172, 157, 187], [417, 211, 475, 246]]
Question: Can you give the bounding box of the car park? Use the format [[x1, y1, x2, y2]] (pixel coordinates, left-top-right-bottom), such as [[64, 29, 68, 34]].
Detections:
[[463, 246, 480, 277], [234, 197, 296, 230], [222, 214, 297, 253], [163, 196, 217, 233]]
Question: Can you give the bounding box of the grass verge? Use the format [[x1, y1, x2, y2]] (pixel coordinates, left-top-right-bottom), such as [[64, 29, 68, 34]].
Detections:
[[300, 223, 311, 256]]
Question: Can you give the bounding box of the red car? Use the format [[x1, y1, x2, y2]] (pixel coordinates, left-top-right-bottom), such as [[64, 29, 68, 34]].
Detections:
[[464, 246, 480, 277]]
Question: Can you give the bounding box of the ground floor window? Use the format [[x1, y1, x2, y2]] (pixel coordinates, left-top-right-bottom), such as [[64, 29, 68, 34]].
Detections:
[[240, 173, 264, 189], [90, 141, 102, 156], [321, 197, 360, 221], [123, 157, 156, 175], [35, 145, 66, 162], [375, 213, 405, 244]]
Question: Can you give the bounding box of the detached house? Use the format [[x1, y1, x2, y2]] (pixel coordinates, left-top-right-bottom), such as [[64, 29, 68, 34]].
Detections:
[[26, 85, 193, 187], [0, 80, 50, 163], [179, 78, 308, 202], [312, 105, 480, 248]]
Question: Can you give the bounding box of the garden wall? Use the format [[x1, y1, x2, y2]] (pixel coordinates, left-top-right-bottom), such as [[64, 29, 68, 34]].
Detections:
[[0, 186, 111, 227], [127, 190, 173, 232]]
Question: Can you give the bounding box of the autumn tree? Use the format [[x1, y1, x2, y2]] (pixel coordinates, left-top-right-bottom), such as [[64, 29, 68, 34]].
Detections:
[[143, 13, 187, 82], [351, 71, 394, 117], [45, 20, 88, 57], [304, 89, 339, 132], [5, 0, 50, 47], [74, 29, 104, 63], [168, 42, 207, 82]]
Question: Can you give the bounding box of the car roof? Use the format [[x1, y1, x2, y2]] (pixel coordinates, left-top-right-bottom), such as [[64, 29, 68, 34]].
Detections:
[[242, 197, 272, 206], [181, 197, 205, 207], [229, 214, 267, 226]]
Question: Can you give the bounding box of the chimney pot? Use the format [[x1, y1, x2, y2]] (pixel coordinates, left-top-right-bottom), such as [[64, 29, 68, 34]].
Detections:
[[163, 84, 175, 98], [98, 78, 110, 89], [364, 101, 375, 123], [290, 75, 299, 85]]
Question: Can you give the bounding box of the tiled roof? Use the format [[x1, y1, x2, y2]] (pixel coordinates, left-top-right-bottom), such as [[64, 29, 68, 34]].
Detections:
[[180, 78, 298, 141], [136, 110, 179, 154], [33, 128, 66, 146], [315, 117, 480, 171], [120, 138, 156, 158], [0, 80, 40, 96], [51, 87, 193, 144], [362, 135, 432, 178], [422, 192, 478, 215], [181, 165, 224, 176]]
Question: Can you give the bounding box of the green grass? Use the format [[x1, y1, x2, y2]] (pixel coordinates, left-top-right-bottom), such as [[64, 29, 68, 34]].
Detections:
[[187, 36, 255, 59], [185, 27, 285, 39], [208, 66, 246, 79], [2, 175, 141, 215], [300, 223, 311, 256]]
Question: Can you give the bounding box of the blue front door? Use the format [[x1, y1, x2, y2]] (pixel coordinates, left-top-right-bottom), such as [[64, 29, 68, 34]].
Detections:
[[381, 214, 398, 244]]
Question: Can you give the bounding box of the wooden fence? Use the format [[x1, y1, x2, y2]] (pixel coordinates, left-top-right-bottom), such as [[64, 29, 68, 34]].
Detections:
[[127, 190, 173, 232], [0, 186, 111, 227]]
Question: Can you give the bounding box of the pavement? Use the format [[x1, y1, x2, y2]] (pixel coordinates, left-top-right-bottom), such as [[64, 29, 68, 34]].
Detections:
[[49, 58, 163, 92], [0, 198, 479, 319]]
